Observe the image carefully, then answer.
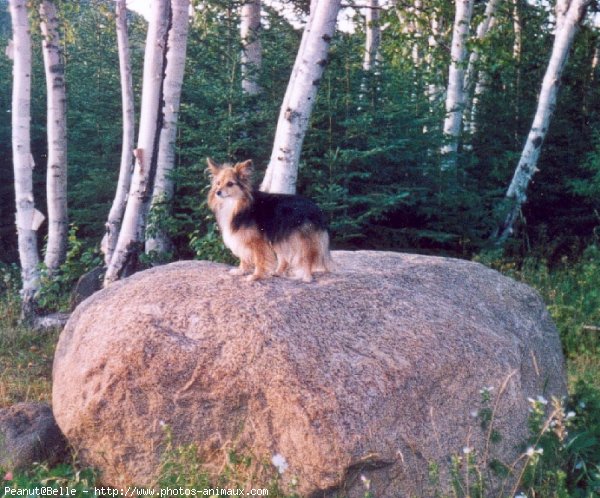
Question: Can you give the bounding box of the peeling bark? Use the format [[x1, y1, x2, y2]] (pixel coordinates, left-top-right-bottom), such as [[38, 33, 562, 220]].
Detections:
[[260, 0, 341, 194], [10, 0, 41, 318], [105, 0, 170, 285]]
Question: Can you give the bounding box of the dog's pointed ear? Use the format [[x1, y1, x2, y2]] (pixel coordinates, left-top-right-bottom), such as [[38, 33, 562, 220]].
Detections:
[[234, 159, 253, 180], [206, 157, 222, 177]]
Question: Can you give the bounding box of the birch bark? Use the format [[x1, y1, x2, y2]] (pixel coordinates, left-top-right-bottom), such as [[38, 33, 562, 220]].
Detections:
[[440, 0, 474, 171], [463, 0, 501, 138], [497, 0, 592, 243], [102, 0, 135, 266], [260, 0, 341, 194], [363, 0, 381, 72], [146, 0, 190, 256], [9, 0, 43, 317], [105, 0, 169, 285], [240, 0, 262, 95], [40, 0, 68, 273]]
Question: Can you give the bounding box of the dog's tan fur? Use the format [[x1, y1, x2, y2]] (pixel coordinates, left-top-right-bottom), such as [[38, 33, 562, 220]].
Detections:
[[207, 158, 332, 282]]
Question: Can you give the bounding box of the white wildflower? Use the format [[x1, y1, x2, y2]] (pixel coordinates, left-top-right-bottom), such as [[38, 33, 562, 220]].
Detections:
[[479, 386, 494, 394], [271, 453, 288, 474], [360, 474, 371, 490], [536, 395, 548, 405], [566, 411, 576, 420], [470, 410, 478, 418], [526, 447, 543, 457], [462, 446, 474, 454]]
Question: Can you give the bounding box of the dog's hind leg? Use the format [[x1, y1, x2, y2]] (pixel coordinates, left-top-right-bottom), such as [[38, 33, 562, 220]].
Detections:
[[273, 257, 289, 277]]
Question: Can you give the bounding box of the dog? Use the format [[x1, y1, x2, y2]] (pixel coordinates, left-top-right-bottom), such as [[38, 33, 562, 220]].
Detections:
[[207, 158, 332, 282]]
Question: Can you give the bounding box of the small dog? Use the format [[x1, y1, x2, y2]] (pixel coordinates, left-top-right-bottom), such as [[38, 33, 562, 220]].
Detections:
[[207, 158, 332, 282]]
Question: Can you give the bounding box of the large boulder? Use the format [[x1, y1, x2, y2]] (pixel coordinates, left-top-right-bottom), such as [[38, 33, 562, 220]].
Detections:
[[52, 251, 567, 496]]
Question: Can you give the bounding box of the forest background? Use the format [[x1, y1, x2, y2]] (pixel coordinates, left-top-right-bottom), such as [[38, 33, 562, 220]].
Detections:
[[1, 0, 600, 495]]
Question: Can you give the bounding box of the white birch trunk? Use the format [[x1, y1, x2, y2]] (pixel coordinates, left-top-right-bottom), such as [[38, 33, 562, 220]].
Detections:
[[468, 71, 491, 137], [104, 0, 170, 285], [463, 0, 500, 138], [440, 0, 474, 170], [240, 0, 262, 95], [497, 0, 591, 243], [512, 0, 522, 143], [260, 0, 341, 194], [423, 11, 443, 135], [363, 0, 381, 72], [145, 0, 190, 256], [512, 0, 522, 61], [359, 0, 382, 105], [40, 0, 68, 273], [102, 0, 136, 266], [9, 0, 42, 317]]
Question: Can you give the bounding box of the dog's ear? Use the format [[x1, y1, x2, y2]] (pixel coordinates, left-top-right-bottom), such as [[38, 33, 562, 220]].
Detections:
[[206, 157, 222, 177], [234, 159, 253, 181]]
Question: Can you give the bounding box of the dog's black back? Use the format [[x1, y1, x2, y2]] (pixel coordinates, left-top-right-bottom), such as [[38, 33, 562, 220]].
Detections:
[[232, 191, 328, 243]]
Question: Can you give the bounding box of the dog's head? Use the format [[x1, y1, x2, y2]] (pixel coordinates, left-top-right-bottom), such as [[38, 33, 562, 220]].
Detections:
[[207, 158, 254, 210]]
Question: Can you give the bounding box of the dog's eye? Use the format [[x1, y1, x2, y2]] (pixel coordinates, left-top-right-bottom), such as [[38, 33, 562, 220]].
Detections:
[[226, 181, 235, 187]]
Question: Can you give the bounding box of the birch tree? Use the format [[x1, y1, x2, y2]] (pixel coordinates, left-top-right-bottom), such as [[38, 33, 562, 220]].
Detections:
[[440, 0, 474, 171], [146, 0, 190, 256], [102, 0, 135, 266], [240, 0, 262, 95], [104, 0, 170, 285], [359, 0, 382, 105], [363, 0, 381, 72], [260, 0, 342, 194], [462, 0, 501, 138], [9, 0, 43, 317], [496, 0, 592, 244], [40, 0, 68, 273]]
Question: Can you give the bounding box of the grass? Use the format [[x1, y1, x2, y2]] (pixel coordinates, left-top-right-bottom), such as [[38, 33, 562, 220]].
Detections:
[[0, 292, 58, 409], [1, 247, 600, 497]]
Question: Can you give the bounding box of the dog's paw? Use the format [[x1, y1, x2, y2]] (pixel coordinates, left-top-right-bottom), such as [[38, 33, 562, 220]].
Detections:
[[229, 268, 246, 276], [245, 273, 262, 282]]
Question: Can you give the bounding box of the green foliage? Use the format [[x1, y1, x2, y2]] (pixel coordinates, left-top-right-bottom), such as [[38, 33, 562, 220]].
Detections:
[[37, 226, 102, 312], [0, 274, 57, 406], [425, 383, 600, 498], [1, 0, 599, 263], [157, 427, 299, 497], [478, 245, 600, 357], [1, 464, 98, 497]]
